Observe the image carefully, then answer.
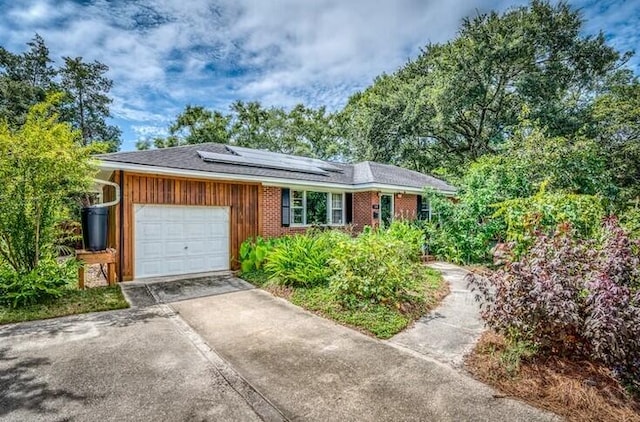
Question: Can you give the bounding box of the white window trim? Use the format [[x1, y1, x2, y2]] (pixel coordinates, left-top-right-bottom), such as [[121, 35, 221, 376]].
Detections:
[[290, 190, 346, 227]]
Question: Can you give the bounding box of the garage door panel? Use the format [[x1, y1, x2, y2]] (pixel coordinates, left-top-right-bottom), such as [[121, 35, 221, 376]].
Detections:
[[134, 205, 230, 279], [138, 241, 164, 258], [165, 224, 185, 239], [164, 241, 188, 256], [137, 222, 163, 240], [184, 222, 205, 238]]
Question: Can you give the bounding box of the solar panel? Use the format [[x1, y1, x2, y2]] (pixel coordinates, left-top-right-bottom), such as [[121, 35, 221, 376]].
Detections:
[[227, 145, 343, 173], [197, 150, 330, 176]]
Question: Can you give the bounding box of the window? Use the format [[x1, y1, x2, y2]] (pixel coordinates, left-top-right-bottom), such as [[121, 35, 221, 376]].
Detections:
[[380, 194, 393, 226], [418, 196, 431, 221], [331, 193, 343, 224], [290, 190, 344, 226], [292, 190, 304, 224], [306, 191, 327, 225]]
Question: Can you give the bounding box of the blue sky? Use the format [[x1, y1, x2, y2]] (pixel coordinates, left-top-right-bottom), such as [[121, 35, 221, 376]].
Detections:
[[1, 0, 638, 151]]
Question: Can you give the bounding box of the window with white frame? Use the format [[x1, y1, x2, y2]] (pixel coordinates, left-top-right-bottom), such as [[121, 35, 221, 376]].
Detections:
[[290, 190, 344, 226], [292, 190, 304, 224], [331, 193, 343, 224]]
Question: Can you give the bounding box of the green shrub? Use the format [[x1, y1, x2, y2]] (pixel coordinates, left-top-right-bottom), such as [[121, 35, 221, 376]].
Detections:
[[0, 258, 79, 308], [384, 220, 425, 261], [238, 236, 278, 273], [621, 205, 640, 239], [264, 230, 348, 287], [329, 232, 423, 307], [493, 185, 605, 256]]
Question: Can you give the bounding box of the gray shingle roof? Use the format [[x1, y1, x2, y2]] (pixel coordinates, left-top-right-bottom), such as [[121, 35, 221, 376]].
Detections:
[[98, 143, 456, 193]]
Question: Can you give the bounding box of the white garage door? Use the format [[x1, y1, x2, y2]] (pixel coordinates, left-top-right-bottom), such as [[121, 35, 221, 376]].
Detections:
[[134, 205, 230, 279]]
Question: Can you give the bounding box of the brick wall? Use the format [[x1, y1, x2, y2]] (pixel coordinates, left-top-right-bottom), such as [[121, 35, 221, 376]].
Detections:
[[261, 186, 308, 237], [394, 194, 418, 220], [261, 187, 419, 238], [353, 191, 377, 230]]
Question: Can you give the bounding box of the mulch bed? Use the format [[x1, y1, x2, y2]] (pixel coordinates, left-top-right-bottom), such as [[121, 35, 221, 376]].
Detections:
[[465, 332, 640, 422]]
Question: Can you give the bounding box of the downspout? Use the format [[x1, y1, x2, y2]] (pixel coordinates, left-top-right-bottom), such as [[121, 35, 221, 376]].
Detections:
[[92, 178, 120, 208], [118, 171, 125, 283], [91, 176, 123, 281]]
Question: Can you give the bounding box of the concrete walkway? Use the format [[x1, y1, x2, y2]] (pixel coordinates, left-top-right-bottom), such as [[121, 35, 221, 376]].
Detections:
[[172, 287, 560, 421], [390, 262, 484, 367]]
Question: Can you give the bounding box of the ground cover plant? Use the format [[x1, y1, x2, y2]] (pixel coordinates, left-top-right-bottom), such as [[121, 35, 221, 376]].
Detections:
[[240, 221, 447, 339], [465, 217, 640, 419], [0, 283, 128, 325]]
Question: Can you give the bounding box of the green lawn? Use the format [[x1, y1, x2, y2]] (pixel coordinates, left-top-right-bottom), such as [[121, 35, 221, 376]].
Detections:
[[0, 286, 129, 325], [242, 267, 448, 339]]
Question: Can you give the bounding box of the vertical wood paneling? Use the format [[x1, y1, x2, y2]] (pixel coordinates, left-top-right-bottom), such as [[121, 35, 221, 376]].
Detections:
[[120, 172, 260, 280]]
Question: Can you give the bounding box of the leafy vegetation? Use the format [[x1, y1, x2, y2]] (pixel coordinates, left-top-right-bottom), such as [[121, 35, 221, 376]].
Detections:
[[137, 101, 346, 161], [341, 1, 631, 175], [0, 259, 79, 308], [0, 97, 95, 309], [0, 96, 94, 272], [239, 222, 446, 338], [328, 227, 424, 307], [467, 217, 640, 394], [265, 230, 348, 287]]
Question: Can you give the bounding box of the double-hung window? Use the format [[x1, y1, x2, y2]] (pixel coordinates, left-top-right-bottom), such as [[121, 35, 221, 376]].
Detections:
[[290, 190, 344, 226], [331, 193, 343, 224]]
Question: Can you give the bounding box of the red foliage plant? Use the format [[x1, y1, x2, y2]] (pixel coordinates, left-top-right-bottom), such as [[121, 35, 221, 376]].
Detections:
[[467, 216, 640, 392]]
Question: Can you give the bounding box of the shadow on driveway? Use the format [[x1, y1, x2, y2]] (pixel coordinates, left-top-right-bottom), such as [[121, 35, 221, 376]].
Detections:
[[0, 348, 86, 418]]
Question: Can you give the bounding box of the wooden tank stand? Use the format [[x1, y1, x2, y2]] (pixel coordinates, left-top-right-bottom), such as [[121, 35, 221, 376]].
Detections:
[[76, 248, 117, 289]]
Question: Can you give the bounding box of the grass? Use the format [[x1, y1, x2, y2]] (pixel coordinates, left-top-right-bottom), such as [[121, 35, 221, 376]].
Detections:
[[0, 286, 129, 325], [466, 332, 640, 422], [242, 267, 448, 339]]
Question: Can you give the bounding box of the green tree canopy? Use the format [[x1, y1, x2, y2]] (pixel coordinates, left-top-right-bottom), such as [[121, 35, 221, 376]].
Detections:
[[140, 101, 346, 161], [60, 57, 121, 151], [341, 0, 630, 174], [593, 82, 640, 203], [0, 34, 121, 151], [0, 34, 57, 127], [0, 94, 94, 272]]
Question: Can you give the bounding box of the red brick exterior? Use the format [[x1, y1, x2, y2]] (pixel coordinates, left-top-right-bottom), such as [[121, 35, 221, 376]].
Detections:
[[353, 191, 378, 230], [394, 194, 418, 220], [261, 187, 420, 238]]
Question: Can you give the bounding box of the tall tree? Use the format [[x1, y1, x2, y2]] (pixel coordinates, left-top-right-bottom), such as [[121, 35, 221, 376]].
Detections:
[[169, 105, 231, 145], [342, 0, 630, 174], [0, 34, 57, 127], [593, 82, 640, 205], [141, 101, 345, 161], [60, 57, 121, 151]]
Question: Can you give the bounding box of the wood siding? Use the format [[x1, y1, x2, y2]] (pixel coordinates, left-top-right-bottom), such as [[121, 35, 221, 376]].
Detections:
[[111, 172, 260, 281]]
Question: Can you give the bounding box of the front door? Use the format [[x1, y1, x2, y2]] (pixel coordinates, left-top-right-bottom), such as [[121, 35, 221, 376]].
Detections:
[[380, 194, 393, 227]]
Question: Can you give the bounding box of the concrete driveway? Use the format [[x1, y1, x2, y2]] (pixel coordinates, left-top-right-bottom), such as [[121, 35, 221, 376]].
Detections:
[[2, 274, 559, 422], [0, 306, 275, 422], [173, 287, 560, 422]]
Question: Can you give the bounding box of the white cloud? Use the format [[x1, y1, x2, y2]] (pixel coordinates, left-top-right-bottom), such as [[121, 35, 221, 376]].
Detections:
[[0, 0, 637, 150], [131, 125, 169, 138]]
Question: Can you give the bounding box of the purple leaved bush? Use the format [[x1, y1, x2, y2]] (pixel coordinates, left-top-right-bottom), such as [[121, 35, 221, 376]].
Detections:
[[467, 216, 640, 391]]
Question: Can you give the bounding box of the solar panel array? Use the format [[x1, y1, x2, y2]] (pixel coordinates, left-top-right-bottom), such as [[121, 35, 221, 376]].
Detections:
[[226, 146, 343, 172], [197, 146, 343, 176]]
